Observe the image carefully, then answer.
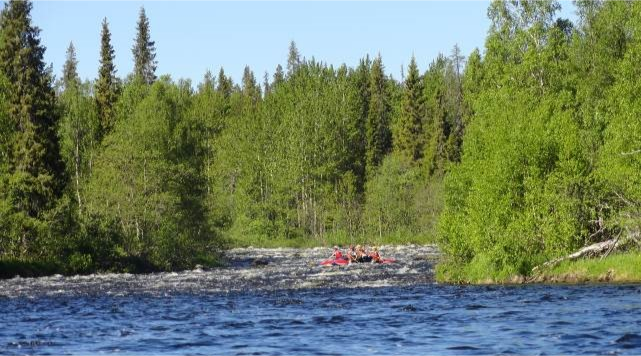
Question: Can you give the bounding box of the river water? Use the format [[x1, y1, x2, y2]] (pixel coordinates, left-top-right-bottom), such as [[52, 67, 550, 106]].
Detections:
[[1, 245, 641, 355]]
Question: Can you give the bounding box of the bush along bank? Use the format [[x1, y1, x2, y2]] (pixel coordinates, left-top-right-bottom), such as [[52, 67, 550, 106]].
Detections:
[[436, 1, 641, 282]]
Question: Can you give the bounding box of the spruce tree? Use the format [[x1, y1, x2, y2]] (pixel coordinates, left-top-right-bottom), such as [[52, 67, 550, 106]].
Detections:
[[462, 48, 482, 126], [262, 71, 270, 96], [242, 65, 259, 100], [0, 0, 65, 256], [445, 44, 465, 163], [216, 67, 232, 99], [365, 54, 392, 175], [216, 67, 234, 99], [395, 55, 424, 161], [95, 17, 118, 138], [422, 55, 449, 175], [287, 40, 301, 76], [273, 64, 284, 87], [198, 69, 215, 93], [348, 56, 371, 192], [132, 6, 156, 84], [62, 42, 79, 90]]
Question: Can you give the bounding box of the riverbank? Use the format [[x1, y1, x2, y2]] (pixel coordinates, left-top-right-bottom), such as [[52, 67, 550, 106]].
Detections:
[[0, 245, 440, 297], [224, 232, 435, 249], [6, 242, 640, 286], [0, 253, 221, 280], [529, 252, 641, 283], [436, 251, 641, 284]]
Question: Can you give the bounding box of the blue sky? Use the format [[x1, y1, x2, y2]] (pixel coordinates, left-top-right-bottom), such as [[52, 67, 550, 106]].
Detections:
[[31, 1, 577, 85]]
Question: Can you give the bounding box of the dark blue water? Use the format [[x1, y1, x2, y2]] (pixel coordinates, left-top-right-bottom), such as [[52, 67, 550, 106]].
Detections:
[[2, 283, 641, 355]]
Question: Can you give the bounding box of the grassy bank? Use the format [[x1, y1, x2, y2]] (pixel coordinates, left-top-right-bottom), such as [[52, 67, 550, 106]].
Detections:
[[436, 251, 641, 284], [530, 252, 641, 283]]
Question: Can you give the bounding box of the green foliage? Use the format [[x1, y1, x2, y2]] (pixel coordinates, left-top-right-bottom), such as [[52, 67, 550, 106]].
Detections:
[[596, 2, 641, 237], [273, 64, 284, 87], [241, 65, 261, 104], [95, 18, 119, 138], [0, 258, 64, 279], [347, 56, 371, 193], [395, 56, 424, 161], [216, 68, 233, 99], [84, 79, 214, 271], [287, 40, 301, 77], [217, 60, 366, 242], [437, 0, 641, 282], [62, 42, 79, 90], [0, 0, 65, 258], [366, 55, 392, 176], [132, 6, 156, 84], [543, 252, 641, 283], [58, 80, 99, 216], [364, 153, 441, 240], [7, 0, 641, 283]]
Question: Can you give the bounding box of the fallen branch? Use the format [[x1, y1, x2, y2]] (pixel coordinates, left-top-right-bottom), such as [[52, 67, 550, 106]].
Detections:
[[600, 231, 622, 261], [614, 191, 637, 207], [532, 238, 622, 273], [620, 149, 641, 156]]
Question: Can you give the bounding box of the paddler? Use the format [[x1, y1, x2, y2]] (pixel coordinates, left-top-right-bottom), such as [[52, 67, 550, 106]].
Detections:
[[346, 244, 357, 263], [355, 245, 372, 263], [369, 246, 382, 263], [331, 245, 344, 260]]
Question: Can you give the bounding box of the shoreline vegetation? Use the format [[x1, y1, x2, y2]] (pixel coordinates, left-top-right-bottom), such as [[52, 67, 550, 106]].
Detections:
[[436, 252, 641, 285], [2, 1, 641, 283]]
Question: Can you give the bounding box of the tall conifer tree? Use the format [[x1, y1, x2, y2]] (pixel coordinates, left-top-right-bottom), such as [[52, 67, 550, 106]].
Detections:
[[62, 42, 79, 90], [287, 40, 301, 77], [422, 55, 449, 175], [365, 54, 392, 175], [262, 71, 270, 96], [60, 50, 98, 216], [273, 64, 284, 87], [348, 56, 371, 191], [95, 18, 118, 138], [242, 66, 260, 105], [132, 6, 156, 84], [216, 68, 232, 99], [395, 55, 424, 161], [0, 0, 65, 256], [445, 44, 465, 162], [198, 70, 215, 93]]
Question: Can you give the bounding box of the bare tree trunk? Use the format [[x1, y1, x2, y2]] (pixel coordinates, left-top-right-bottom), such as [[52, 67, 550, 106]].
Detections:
[[378, 210, 382, 240], [532, 238, 623, 273], [21, 231, 27, 258], [75, 139, 82, 215]]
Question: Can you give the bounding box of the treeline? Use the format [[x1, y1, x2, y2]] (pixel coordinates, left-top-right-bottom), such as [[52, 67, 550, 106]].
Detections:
[[4, 0, 639, 280], [438, 0, 641, 281], [0, 0, 466, 275]]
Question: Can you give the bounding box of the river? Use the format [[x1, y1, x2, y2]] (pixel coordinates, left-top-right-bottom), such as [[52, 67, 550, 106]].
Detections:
[[1, 245, 641, 355]]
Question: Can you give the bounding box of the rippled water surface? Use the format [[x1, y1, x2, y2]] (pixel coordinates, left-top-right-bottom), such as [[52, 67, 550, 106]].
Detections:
[[2, 246, 641, 355]]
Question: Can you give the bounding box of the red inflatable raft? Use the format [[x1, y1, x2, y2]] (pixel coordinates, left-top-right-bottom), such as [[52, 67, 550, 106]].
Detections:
[[319, 258, 349, 266], [319, 258, 396, 266]]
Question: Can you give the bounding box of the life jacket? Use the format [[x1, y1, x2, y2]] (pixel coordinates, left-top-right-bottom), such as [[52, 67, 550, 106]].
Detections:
[[334, 250, 343, 259]]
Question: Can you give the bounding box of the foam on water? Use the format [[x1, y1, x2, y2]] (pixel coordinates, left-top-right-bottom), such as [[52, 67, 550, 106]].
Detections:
[[0, 245, 439, 298]]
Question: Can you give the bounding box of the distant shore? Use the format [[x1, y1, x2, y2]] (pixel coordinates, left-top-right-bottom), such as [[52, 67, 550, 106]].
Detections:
[[4, 242, 640, 286]]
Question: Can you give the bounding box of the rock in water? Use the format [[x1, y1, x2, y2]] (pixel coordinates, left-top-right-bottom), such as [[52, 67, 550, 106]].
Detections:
[[252, 259, 269, 267]]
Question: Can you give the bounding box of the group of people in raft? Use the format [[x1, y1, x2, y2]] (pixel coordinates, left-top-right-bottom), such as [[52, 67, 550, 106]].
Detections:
[[330, 244, 383, 263]]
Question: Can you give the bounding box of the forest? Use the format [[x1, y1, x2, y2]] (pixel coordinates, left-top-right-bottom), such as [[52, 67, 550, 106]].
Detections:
[[0, 0, 640, 281]]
